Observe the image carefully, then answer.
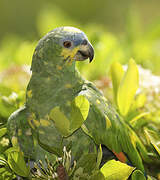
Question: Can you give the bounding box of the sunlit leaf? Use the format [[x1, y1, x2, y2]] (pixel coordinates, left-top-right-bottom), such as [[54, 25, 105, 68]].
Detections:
[[117, 59, 139, 116], [135, 93, 146, 109], [130, 112, 149, 127], [49, 106, 70, 137], [131, 170, 146, 180], [0, 128, 7, 138], [147, 175, 157, 180], [8, 150, 30, 177], [70, 95, 90, 132], [0, 159, 7, 166], [110, 61, 124, 104], [144, 128, 160, 156], [100, 160, 135, 180], [0, 154, 7, 165], [74, 95, 90, 120]]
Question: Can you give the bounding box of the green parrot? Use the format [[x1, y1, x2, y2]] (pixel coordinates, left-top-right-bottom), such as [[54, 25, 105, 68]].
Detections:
[[7, 27, 148, 175]]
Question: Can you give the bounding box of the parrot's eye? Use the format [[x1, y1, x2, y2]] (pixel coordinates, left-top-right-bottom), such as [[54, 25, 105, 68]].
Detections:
[[63, 41, 72, 48]]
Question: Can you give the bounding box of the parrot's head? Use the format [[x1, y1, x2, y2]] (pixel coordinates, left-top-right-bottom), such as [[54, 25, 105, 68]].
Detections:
[[32, 26, 94, 73]]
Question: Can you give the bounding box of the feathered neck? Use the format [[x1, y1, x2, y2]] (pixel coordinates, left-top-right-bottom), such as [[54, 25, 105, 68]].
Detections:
[[26, 59, 84, 117]]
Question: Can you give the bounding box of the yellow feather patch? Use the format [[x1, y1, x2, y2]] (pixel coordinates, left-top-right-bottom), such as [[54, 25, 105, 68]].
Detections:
[[56, 65, 62, 70], [47, 77, 50, 81], [105, 115, 111, 129], [39, 130, 45, 134], [28, 113, 36, 129], [40, 119, 51, 126], [61, 46, 80, 61], [33, 119, 40, 127], [65, 83, 72, 88], [18, 129, 22, 136], [44, 61, 48, 65]]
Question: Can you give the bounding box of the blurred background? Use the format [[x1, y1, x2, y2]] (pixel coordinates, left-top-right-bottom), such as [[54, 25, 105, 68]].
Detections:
[[0, 0, 160, 120]]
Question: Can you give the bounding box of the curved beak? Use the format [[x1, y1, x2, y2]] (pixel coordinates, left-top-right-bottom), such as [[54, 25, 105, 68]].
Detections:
[[75, 42, 94, 63], [88, 43, 94, 62]]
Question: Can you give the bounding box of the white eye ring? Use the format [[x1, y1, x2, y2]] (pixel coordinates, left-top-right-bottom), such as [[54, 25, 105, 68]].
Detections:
[[63, 41, 72, 48]]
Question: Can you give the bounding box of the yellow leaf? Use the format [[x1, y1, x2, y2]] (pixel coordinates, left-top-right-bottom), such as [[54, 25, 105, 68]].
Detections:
[[117, 59, 139, 116], [100, 160, 135, 180], [110, 61, 124, 104], [70, 95, 90, 132], [74, 95, 90, 121]]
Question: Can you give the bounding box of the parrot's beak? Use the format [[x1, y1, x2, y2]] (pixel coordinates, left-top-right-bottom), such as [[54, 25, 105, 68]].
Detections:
[[75, 41, 94, 63]]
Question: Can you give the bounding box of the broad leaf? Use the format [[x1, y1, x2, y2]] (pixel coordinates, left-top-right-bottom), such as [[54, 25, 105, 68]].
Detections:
[[90, 171, 105, 180], [100, 160, 135, 180], [76, 153, 97, 174], [131, 170, 146, 180], [73, 95, 90, 120], [110, 61, 124, 104], [49, 106, 70, 137], [117, 59, 139, 116], [70, 95, 90, 132], [4, 147, 19, 155], [8, 150, 30, 177], [135, 93, 146, 109], [0, 128, 7, 138], [144, 128, 160, 156]]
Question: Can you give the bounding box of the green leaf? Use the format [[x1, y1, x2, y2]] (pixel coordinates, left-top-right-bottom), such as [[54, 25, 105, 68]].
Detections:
[[8, 150, 30, 177], [100, 160, 135, 180], [73, 95, 90, 120], [4, 147, 19, 156], [49, 106, 71, 137], [0, 154, 7, 165], [110, 61, 124, 104], [117, 59, 139, 116], [70, 95, 90, 132], [0, 128, 7, 138], [73, 167, 89, 180], [76, 153, 97, 174], [37, 135, 62, 156], [95, 144, 102, 170], [0, 159, 7, 166], [130, 112, 149, 127], [144, 128, 160, 156], [90, 171, 105, 180], [147, 175, 157, 180], [131, 170, 146, 180]]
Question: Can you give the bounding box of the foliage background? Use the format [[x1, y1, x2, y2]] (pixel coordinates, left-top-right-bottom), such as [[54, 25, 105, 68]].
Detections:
[[0, 0, 160, 179]]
